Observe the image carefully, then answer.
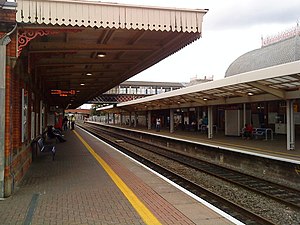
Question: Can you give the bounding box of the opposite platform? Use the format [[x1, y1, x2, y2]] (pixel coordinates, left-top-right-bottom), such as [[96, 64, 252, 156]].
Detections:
[[88, 122, 300, 163], [0, 126, 238, 225]]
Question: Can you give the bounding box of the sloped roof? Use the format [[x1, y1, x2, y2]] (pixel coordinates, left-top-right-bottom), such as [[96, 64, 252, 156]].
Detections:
[[225, 35, 300, 77], [17, 0, 207, 33], [97, 61, 300, 113], [15, 0, 208, 109]]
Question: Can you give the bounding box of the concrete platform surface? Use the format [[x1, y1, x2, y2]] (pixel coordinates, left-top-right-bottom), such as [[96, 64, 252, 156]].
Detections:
[[0, 126, 238, 225]]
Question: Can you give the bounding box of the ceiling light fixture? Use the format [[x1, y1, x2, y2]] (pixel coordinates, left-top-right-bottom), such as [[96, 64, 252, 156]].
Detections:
[[80, 83, 85, 86], [203, 98, 208, 101], [86, 72, 92, 76], [248, 92, 254, 96], [97, 52, 106, 58]]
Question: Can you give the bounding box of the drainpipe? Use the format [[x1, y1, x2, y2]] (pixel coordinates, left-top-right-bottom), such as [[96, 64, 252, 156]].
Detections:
[[0, 24, 17, 198]]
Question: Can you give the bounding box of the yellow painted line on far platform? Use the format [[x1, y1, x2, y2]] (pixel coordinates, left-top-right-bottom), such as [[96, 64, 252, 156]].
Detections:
[[73, 130, 162, 225]]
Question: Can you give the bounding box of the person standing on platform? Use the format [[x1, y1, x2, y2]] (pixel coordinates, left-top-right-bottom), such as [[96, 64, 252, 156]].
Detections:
[[156, 117, 161, 132], [54, 115, 63, 131], [71, 115, 76, 130], [62, 116, 68, 131]]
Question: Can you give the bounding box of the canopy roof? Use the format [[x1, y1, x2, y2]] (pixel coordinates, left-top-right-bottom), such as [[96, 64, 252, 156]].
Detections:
[[226, 34, 300, 77], [98, 61, 300, 113], [16, 0, 207, 109]]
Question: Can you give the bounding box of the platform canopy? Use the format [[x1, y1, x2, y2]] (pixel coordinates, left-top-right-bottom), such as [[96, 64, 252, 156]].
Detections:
[[100, 61, 300, 113], [16, 0, 208, 109]]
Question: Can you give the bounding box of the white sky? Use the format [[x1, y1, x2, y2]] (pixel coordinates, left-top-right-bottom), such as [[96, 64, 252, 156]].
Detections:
[[96, 0, 300, 83]]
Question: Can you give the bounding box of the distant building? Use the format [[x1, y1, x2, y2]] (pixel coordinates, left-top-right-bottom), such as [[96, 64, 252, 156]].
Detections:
[[225, 24, 300, 77], [88, 80, 186, 104], [187, 76, 213, 86]]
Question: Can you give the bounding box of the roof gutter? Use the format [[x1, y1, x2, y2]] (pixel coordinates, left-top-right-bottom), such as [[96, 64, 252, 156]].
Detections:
[[0, 1, 17, 10]]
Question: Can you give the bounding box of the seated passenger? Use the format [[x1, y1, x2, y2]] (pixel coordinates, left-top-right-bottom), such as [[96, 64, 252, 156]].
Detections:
[[243, 123, 253, 140], [47, 126, 66, 143]]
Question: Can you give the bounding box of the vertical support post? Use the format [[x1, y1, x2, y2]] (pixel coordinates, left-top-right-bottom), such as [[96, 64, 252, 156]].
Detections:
[[134, 113, 137, 127], [0, 23, 16, 197], [129, 113, 132, 127], [170, 108, 174, 133], [107, 113, 109, 124], [286, 100, 295, 150], [208, 105, 213, 139], [0, 44, 6, 198], [286, 100, 291, 150], [147, 111, 151, 130], [112, 113, 115, 125], [120, 113, 123, 125], [196, 107, 200, 131], [291, 100, 295, 150], [243, 103, 246, 127]]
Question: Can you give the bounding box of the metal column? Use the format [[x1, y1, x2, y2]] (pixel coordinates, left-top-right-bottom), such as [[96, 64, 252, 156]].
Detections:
[[129, 113, 132, 127], [133, 113, 137, 127], [0, 42, 7, 199], [120, 113, 123, 125], [147, 111, 151, 130], [243, 103, 246, 127], [208, 106, 213, 139], [170, 109, 174, 133], [286, 100, 295, 150], [0, 27, 15, 198], [112, 113, 115, 125]]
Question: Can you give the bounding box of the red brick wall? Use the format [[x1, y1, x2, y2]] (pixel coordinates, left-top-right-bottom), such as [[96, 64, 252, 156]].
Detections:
[[1, 8, 33, 196], [0, 9, 16, 23]]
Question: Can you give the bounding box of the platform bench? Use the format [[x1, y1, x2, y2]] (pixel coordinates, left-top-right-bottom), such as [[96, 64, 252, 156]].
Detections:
[[252, 128, 273, 140], [37, 137, 56, 161]]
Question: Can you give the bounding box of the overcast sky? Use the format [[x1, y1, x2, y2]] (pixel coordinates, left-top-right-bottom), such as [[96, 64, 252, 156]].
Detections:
[[94, 0, 300, 82]]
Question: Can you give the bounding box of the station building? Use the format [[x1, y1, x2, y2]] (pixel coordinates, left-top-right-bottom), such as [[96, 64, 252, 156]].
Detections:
[[88, 80, 186, 105]]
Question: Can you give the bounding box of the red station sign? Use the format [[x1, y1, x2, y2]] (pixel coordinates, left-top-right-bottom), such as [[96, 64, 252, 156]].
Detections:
[[51, 89, 76, 97]]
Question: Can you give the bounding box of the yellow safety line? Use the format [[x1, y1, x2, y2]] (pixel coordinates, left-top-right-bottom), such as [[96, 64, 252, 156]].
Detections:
[[73, 130, 162, 225]]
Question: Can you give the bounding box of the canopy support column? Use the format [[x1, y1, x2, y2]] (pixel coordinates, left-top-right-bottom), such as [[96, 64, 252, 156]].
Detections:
[[129, 113, 132, 127], [170, 109, 174, 133], [0, 29, 15, 198], [147, 111, 151, 130], [286, 100, 295, 150], [243, 103, 246, 127], [133, 113, 137, 127], [208, 106, 213, 139], [0, 40, 7, 199], [120, 113, 123, 125]]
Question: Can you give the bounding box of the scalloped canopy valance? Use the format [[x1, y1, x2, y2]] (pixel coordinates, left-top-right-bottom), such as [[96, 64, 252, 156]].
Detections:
[[17, 0, 207, 33]]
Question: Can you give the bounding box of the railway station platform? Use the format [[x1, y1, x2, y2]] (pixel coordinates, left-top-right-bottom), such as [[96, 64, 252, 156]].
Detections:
[[0, 126, 238, 225], [92, 122, 300, 163]]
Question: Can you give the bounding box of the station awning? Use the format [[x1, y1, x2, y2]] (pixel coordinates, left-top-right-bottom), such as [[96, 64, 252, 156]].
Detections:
[[99, 61, 300, 113], [16, 0, 208, 109]]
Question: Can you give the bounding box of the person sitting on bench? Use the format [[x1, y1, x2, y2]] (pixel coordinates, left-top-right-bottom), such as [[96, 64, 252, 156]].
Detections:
[[243, 123, 253, 140], [47, 126, 66, 142]]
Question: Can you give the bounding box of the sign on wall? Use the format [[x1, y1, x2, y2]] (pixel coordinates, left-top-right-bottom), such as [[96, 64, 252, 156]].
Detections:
[[21, 89, 28, 143]]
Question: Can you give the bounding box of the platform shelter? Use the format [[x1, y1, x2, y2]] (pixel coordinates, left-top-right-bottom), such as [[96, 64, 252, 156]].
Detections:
[[0, 0, 207, 197], [97, 61, 300, 151]]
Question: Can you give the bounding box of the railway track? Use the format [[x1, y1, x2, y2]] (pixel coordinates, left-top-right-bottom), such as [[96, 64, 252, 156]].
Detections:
[[78, 123, 300, 225]]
